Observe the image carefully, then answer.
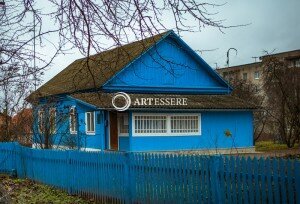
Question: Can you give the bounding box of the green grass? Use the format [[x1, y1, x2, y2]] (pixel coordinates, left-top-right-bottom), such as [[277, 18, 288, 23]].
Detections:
[[255, 140, 299, 151], [0, 174, 95, 204]]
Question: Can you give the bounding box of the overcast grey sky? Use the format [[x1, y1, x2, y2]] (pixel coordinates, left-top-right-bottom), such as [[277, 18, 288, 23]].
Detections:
[[41, 0, 300, 84]]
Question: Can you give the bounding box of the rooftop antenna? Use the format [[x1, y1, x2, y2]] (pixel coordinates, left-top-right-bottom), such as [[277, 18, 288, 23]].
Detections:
[[252, 56, 258, 62], [226, 48, 238, 67], [214, 63, 218, 69]]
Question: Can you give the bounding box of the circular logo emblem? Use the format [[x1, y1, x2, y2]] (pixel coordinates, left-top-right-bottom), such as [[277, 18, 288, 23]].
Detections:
[[112, 92, 131, 111]]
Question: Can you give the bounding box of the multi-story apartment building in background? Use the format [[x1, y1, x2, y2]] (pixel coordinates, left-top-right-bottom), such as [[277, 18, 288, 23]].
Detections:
[[216, 49, 300, 85], [216, 49, 300, 141]]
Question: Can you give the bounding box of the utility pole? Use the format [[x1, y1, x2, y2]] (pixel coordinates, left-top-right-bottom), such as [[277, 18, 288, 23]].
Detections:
[[0, 0, 3, 65], [33, 9, 37, 91], [226, 48, 238, 67]]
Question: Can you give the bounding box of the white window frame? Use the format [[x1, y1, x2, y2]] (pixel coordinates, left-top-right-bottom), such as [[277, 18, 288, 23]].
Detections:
[[254, 71, 260, 79], [38, 109, 45, 134], [69, 106, 77, 134], [85, 111, 95, 135], [295, 59, 300, 68], [49, 108, 56, 134], [243, 73, 247, 80], [132, 113, 201, 137], [118, 113, 129, 137]]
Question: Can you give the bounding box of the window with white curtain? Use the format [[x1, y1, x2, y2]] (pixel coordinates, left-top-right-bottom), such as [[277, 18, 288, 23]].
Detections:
[[118, 113, 129, 136], [38, 109, 45, 133], [133, 113, 200, 136], [70, 107, 77, 134], [254, 71, 260, 79], [86, 112, 95, 134], [49, 108, 56, 134]]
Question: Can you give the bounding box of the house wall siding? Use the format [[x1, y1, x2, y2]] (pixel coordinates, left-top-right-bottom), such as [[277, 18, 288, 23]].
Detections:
[[129, 111, 253, 152], [76, 103, 105, 150], [33, 97, 105, 150], [119, 137, 129, 151]]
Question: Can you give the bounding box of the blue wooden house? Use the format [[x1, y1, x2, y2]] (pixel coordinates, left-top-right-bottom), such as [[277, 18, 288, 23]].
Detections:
[[28, 30, 256, 152]]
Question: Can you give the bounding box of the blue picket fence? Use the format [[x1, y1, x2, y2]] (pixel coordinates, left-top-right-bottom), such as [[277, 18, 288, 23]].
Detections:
[[0, 142, 299, 203]]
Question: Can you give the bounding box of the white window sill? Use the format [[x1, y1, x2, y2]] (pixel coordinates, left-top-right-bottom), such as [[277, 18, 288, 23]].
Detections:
[[70, 131, 77, 135], [133, 133, 201, 137], [119, 134, 129, 137], [86, 132, 95, 135]]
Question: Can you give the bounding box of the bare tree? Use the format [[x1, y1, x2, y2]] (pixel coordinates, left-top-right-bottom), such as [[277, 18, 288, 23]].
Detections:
[[0, 0, 63, 141], [10, 108, 33, 146], [262, 56, 300, 148], [1, 0, 243, 146], [1, 0, 238, 89]]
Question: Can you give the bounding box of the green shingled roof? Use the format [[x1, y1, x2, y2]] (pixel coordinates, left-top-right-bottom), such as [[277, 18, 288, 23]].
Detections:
[[29, 31, 170, 100]]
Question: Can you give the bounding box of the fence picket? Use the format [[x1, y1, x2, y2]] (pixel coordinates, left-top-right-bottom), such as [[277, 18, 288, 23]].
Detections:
[[225, 156, 231, 204], [265, 158, 273, 204], [280, 159, 287, 204], [260, 157, 267, 203], [218, 156, 226, 203], [167, 154, 173, 203], [241, 157, 249, 204], [236, 157, 243, 204], [295, 160, 300, 204], [253, 157, 261, 203], [286, 159, 294, 204], [247, 157, 254, 204], [230, 156, 237, 203], [273, 159, 280, 204], [204, 156, 210, 203]]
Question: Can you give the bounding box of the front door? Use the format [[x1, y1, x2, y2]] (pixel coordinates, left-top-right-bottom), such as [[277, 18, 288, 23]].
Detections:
[[109, 112, 118, 150]]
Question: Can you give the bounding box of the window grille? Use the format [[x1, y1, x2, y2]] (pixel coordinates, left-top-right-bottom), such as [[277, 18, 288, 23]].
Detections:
[[133, 114, 200, 136], [134, 115, 167, 134], [170, 115, 199, 133]]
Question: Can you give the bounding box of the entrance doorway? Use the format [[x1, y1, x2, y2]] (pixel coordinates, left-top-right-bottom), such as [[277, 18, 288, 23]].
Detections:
[[109, 112, 118, 150]]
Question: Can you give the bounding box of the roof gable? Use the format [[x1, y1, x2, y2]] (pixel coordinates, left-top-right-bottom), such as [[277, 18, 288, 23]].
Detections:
[[29, 30, 232, 100], [103, 32, 231, 94]]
